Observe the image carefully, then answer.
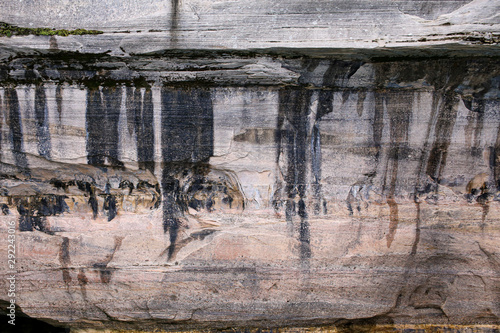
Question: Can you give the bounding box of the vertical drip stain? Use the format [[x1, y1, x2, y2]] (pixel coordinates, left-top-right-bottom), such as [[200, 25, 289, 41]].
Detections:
[[425, 93, 459, 182], [104, 194, 117, 222], [126, 87, 137, 136], [311, 124, 322, 215], [464, 110, 475, 150], [138, 88, 155, 174], [133, 88, 142, 139], [472, 110, 484, 157], [414, 92, 440, 200], [314, 89, 336, 215], [278, 88, 312, 261], [88, 184, 99, 219], [34, 85, 51, 159], [480, 202, 489, 231], [86, 88, 105, 165], [162, 88, 214, 162], [59, 237, 71, 265], [5, 88, 28, 169], [276, 60, 362, 263], [96, 236, 123, 284], [372, 93, 385, 163], [17, 196, 68, 233], [411, 202, 421, 255], [317, 90, 334, 119], [77, 268, 88, 298], [18, 200, 49, 233], [102, 87, 123, 167], [356, 91, 366, 117], [56, 85, 63, 122], [384, 92, 412, 248], [59, 237, 72, 285], [126, 87, 155, 173], [161, 87, 214, 261], [170, 0, 179, 46], [86, 87, 123, 167]]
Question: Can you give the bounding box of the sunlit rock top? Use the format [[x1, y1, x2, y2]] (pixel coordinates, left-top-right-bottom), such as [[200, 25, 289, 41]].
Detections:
[[0, 0, 498, 57]]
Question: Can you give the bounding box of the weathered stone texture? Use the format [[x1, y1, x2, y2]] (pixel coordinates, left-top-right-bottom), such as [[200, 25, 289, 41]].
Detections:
[[0, 0, 500, 332]]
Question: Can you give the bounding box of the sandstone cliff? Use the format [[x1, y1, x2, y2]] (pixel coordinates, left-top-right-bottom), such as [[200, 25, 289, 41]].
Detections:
[[0, 1, 499, 332]]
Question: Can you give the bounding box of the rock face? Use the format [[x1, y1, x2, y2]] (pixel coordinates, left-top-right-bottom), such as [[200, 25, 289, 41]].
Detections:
[[0, 1, 500, 332]]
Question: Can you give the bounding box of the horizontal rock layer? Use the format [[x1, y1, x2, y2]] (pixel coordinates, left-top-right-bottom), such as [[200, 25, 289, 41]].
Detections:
[[0, 0, 499, 58]]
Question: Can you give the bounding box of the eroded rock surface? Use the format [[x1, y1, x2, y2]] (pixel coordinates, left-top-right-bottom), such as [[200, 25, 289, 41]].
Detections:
[[0, 1, 500, 332]]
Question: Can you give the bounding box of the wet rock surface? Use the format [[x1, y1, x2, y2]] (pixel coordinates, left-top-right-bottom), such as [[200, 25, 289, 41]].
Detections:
[[0, 1, 500, 332]]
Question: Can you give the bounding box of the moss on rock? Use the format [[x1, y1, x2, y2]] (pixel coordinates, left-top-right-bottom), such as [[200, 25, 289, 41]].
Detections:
[[0, 22, 102, 37]]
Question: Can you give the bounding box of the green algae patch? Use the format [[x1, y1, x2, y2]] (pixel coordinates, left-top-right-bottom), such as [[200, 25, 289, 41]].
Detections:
[[0, 22, 102, 37]]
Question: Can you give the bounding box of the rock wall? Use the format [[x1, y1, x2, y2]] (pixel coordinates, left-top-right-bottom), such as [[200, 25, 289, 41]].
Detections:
[[1, 1, 500, 332]]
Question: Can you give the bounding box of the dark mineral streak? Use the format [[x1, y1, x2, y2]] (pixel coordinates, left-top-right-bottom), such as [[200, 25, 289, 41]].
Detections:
[[86, 87, 123, 167], [34, 85, 51, 159], [161, 87, 214, 260], [126, 87, 155, 174], [278, 88, 312, 261], [5, 88, 28, 169], [383, 91, 412, 248]]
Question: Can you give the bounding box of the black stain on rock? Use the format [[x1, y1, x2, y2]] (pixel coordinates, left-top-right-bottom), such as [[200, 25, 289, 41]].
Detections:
[[62, 268, 72, 284], [372, 93, 385, 164], [34, 85, 51, 159], [170, 0, 180, 46], [59, 237, 71, 266], [491, 124, 500, 191], [369, 58, 498, 251], [42, 176, 159, 221], [93, 236, 123, 284], [126, 87, 137, 136], [311, 123, 323, 215], [4, 88, 28, 169], [86, 88, 105, 165], [411, 202, 422, 256], [321, 60, 363, 88], [161, 87, 214, 261], [127, 87, 155, 174], [119, 179, 134, 195], [102, 86, 123, 166], [275, 61, 363, 261], [383, 91, 412, 248], [1, 204, 9, 215], [17, 195, 68, 234], [89, 195, 98, 219], [161, 88, 213, 162], [99, 269, 113, 284], [425, 92, 459, 182], [55, 85, 63, 122], [160, 229, 217, 262], [77, 268, 88, 298], [103, 194, 117, 221], [356, 90, 366, 117], [140, 88, 155, 173], [75, 180, 100, 219], [86, 87, 123, 167], [472, 109, 485, 157], [278, 88, 312, 261], [58, 237, 72, 285]]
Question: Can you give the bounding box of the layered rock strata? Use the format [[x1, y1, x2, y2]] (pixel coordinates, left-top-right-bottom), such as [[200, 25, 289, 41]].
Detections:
[[0, 0, 500, 332]]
